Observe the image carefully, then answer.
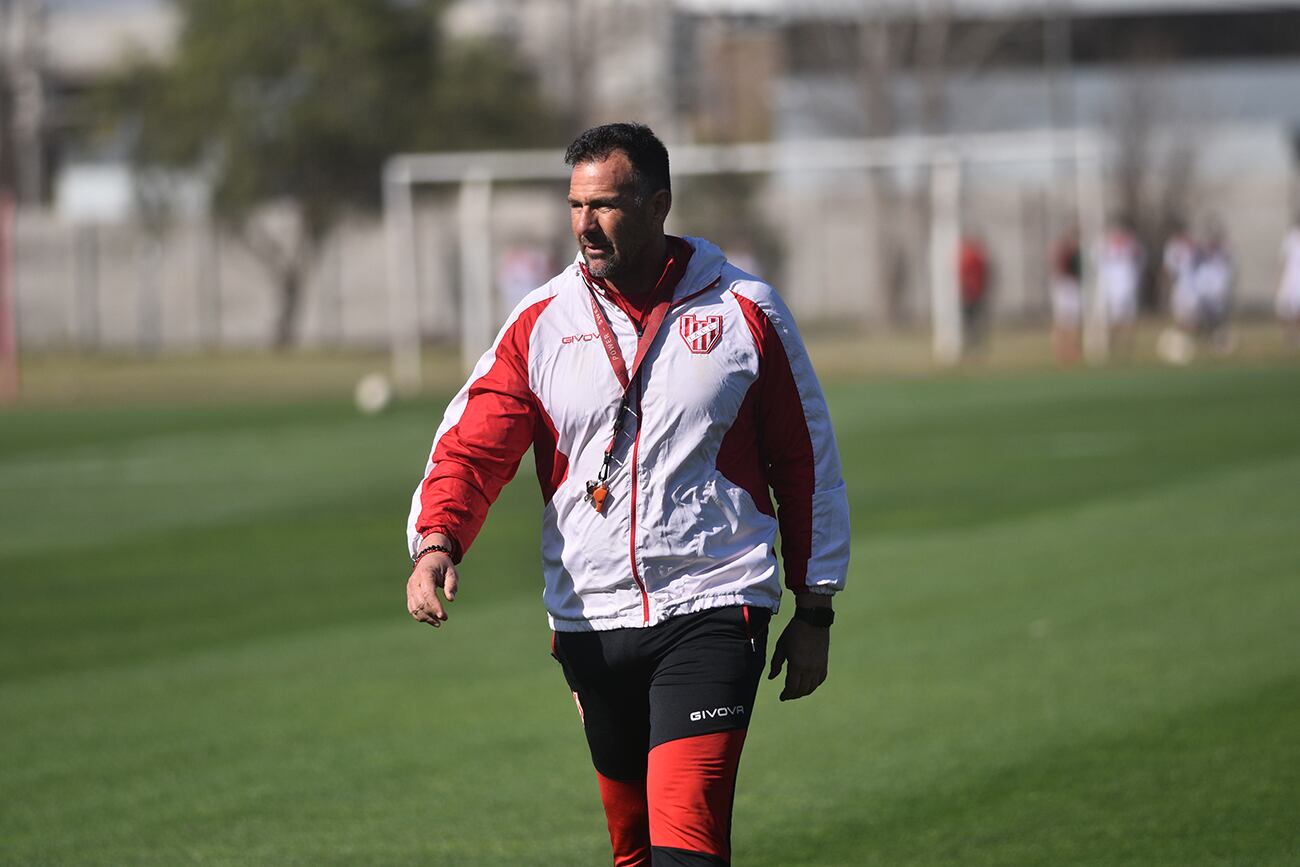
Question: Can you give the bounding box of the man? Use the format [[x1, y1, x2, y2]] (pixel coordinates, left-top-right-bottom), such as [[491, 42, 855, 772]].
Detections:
[[1191, 222, 1235, 354], [406, 123, 850, 866], [1277, 217, 1300, 347], [1098, 218, 1144, 353], [957, 233, 991, 352], [1050, 225, 1083, 366], [1163, 220, 1198, 333]]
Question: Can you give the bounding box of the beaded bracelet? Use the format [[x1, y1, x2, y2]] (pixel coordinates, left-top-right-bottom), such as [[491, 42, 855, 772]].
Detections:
[[414, 543, 454, 565]]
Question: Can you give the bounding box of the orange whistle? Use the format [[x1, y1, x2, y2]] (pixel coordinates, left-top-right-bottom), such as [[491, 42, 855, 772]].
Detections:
[[590, 484, 608, 512]]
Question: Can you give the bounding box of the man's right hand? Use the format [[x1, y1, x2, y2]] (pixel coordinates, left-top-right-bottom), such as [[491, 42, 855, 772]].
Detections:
[[406, 537, 460, 628]]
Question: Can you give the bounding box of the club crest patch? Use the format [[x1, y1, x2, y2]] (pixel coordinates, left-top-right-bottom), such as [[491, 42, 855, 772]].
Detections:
[[679, 314, 723, 354]]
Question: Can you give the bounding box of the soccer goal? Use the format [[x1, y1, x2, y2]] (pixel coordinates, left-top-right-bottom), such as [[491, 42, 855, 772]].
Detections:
[[382, 129, 1107, 391]]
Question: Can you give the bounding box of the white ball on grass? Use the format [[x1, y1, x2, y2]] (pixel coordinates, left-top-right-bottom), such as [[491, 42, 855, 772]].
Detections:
[[1156, 328, 1195, 366], [355, 373, 393, 415]]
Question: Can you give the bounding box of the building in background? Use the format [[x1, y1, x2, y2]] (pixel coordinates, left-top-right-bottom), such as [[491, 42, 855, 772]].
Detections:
[[674, 0, 1300, 320], [435, 0, 1300, 322], [1, 0, 177, 214], [15, 0, 1300, 210], [8, 0, 1300, 354]]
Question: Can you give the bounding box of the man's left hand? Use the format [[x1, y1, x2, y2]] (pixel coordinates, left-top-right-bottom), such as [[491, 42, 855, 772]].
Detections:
[[767, 618, 830, 701]]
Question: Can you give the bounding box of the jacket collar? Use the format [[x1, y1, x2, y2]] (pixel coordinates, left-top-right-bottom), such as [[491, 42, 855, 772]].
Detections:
[[571, 235, 727, 303]]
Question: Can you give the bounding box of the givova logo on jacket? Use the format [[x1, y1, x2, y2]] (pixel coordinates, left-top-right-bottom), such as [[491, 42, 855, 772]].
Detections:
[[679, 314, 723, 354]]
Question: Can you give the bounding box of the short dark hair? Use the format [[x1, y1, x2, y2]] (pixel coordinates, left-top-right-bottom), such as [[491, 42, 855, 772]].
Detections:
[[564, 122, 671, 200]]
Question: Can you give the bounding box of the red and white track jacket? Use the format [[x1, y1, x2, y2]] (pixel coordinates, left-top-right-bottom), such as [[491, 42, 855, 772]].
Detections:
[[407, 237, 849, 632]]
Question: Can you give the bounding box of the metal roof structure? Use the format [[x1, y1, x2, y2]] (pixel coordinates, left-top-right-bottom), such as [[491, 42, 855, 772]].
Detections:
[[674, 0, 1300, 18]]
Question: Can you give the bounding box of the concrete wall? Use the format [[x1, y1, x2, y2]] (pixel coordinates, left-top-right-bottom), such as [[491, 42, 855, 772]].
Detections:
[[12, 130, 1295, 355], [12, 213, 393, 353]]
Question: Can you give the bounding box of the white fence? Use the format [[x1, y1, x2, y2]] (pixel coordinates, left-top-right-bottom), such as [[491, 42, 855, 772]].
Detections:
[[11, 128, 1296, 377], [12, 212, 393, 354]]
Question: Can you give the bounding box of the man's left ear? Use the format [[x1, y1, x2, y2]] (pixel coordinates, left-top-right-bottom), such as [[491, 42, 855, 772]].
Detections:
[[652, 190, 672, 223]]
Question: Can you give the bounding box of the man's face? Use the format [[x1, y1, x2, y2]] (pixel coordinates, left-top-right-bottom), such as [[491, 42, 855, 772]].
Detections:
[[568, 151, 669, 284]]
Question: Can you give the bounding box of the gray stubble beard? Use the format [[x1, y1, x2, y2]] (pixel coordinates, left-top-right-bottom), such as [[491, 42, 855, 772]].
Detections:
[[583, 249, 626, 281]]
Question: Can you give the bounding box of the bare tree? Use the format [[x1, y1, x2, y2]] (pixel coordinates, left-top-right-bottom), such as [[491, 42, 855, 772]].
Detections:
[[857, 9, 909, 325], [854, 2, 1018, 327], [1109, 63, 1198, 311]]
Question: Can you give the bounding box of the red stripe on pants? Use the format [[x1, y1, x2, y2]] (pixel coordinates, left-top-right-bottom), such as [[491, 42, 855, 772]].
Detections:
[[597, 772, 651, 867], [647, 730, 748, 861]]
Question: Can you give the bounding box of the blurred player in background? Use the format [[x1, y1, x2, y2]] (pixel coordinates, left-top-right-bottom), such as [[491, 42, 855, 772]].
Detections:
[[958, 233, 991, 354], [1163, 220, 1199, 334], [1098, 218, 1144, 355], [1156, 220, 1200, 365], [1276, 218, 1300, 348], [405, 123, 850, 867], [498, 243, 557, 311], [1050, 225, 1083, 366], [1192, 220, 1235, 355]]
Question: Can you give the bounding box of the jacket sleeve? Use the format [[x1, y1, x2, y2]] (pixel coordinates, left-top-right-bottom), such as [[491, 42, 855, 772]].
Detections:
[[732, 283, 850, 594], [405, 293, 555, 561]]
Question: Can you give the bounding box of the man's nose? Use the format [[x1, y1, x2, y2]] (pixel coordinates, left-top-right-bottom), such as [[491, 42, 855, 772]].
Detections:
[[574, 208, 597, 236]]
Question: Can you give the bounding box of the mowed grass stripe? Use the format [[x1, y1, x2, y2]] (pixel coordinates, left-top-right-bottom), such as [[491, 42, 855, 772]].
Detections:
[[1, 603, 600, 866], [4, 455, 1295, 863], [2, 363, 1298, 865], [833, 365, 1300, 535], [744, 672, 1300, 867], [736, 452, 1300, 862], [0, 402, 440, 559], [4, 365, 1294, 682]]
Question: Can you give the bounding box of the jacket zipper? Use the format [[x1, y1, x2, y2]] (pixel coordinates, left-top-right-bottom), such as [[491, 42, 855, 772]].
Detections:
[[628, 374, 649, 624]]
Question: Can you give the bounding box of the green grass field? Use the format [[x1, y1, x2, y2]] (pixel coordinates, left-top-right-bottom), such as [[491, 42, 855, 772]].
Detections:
[[2, 360, 1298, 865]]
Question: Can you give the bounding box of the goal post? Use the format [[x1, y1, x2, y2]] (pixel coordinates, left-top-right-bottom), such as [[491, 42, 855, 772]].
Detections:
[[382, 130, 1108, 392], [0, 194, 18, 403]]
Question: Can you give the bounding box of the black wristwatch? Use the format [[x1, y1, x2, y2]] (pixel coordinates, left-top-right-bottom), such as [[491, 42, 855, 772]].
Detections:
[[793, 606, 835, 628]]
